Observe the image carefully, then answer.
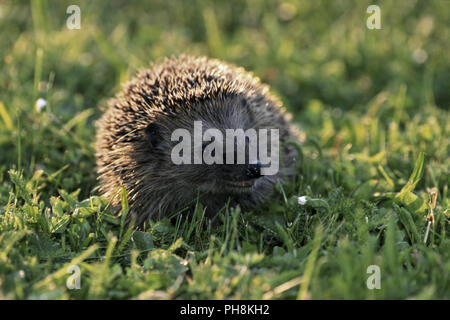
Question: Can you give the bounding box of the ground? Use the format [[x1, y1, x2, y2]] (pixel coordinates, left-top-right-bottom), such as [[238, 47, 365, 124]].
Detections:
[[0, 0, 449, 299]]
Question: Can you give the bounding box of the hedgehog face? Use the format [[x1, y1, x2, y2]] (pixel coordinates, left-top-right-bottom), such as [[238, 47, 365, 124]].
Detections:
[[140, 99, 279, 202]]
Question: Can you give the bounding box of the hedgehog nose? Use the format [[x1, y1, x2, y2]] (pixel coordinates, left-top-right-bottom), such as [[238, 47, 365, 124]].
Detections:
[[245, 161, 262, 179]]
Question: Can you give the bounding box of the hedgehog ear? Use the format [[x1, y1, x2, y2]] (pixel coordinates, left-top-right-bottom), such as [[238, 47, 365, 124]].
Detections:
[[145, 123, 163, 148]]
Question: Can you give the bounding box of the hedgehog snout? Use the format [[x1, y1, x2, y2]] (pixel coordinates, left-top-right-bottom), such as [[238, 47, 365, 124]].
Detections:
[[219, 161, 262, 182], [245, 161, 262, 179]]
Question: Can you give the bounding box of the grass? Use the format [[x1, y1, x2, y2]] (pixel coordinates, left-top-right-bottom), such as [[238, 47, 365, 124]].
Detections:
[[0, 0, 449, 299]]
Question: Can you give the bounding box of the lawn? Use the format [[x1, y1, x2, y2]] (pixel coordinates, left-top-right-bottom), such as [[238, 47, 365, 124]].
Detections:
[[0, 0, 449, 299]]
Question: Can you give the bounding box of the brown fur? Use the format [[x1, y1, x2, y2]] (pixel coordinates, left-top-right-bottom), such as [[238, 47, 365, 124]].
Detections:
[[95, 55, 302, 227]]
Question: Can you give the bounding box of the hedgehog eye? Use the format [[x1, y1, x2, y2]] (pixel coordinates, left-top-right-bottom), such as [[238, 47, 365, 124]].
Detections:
[[202, 142, 216, 157], [145, 123, 162, 148]]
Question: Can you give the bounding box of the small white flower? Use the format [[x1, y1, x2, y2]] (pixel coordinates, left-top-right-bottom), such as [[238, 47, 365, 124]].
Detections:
[[412, 48, 427, 64], [35, 98, 47, 112], [297, 196, 308, 205]]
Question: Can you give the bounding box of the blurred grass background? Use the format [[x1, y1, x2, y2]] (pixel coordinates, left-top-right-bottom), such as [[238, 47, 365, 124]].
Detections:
[[0, 0, 449, 299]]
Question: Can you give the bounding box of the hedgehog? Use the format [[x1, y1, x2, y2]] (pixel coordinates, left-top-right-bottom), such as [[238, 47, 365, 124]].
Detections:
[[95, 55, 302, 228]]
